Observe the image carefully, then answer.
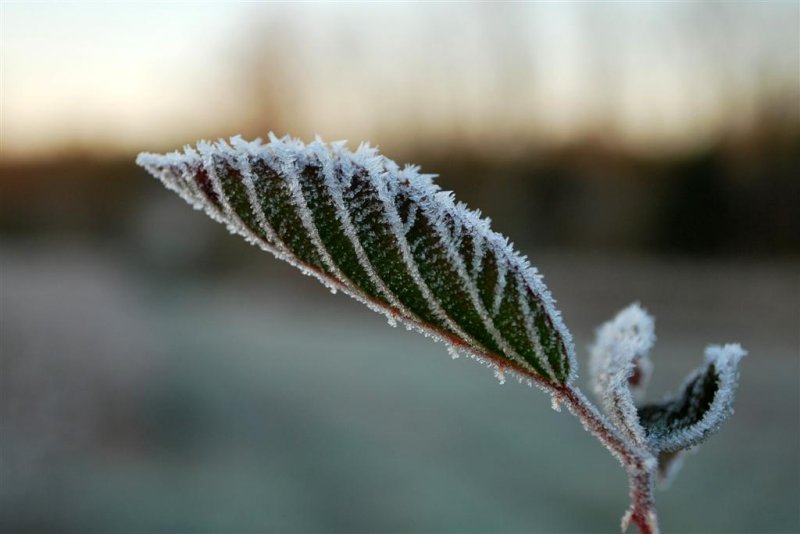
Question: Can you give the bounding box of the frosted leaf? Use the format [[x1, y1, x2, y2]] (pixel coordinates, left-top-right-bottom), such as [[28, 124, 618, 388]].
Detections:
[[590, 303, 655, 400], [589, 303, 655, 445], [137, 134, 576, 386], [638, 343, 746, 453]]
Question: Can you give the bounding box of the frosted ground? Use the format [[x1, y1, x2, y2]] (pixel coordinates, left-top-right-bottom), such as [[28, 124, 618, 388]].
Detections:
[[2, 241, 797, 532]]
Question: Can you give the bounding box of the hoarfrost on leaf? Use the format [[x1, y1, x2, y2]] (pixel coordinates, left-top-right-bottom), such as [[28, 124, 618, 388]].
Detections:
[[137, 134, 576, 386], [589, 303, 655, 445], [637, 343, 746, 453]]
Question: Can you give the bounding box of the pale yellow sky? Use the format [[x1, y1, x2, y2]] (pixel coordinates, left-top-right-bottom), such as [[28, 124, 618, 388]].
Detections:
[[3, 2, 243, 156], [3, 1, 798, 159]]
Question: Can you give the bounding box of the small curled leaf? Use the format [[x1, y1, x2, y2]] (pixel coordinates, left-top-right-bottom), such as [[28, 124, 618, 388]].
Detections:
[[589, 303, 655, 445], [137, 134, 576, 385], [638, 343, 746, 453]]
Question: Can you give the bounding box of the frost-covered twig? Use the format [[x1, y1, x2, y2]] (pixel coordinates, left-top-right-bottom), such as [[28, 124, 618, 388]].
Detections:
[[137, 134, 746, 533]]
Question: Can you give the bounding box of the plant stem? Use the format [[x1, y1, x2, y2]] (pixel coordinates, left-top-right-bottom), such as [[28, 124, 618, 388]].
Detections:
[[626, 463, 658, 534], [555, 385, 659, 534]]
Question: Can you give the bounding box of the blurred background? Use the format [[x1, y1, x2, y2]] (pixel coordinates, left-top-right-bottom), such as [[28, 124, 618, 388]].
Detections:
[[1, 2, 798, 532]]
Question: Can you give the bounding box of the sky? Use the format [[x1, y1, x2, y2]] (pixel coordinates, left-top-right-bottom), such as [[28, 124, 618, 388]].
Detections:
[[3, 2, 242, 156], [2, 1, 798, 160]]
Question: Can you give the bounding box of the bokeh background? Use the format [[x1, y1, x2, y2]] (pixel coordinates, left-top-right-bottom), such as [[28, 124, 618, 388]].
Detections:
[[2, 2, 798, 532]]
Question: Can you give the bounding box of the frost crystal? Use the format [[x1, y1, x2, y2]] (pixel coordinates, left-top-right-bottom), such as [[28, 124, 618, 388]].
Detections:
[[137, 134, 576, 386], [493, 366, 506, 385]]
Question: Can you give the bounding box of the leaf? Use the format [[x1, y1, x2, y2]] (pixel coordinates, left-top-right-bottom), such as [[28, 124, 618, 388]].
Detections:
[[588, 303, 656, 445], [136, 134, 576, 385], [637, 343, 746, 452], [655, 449, 686, 488]]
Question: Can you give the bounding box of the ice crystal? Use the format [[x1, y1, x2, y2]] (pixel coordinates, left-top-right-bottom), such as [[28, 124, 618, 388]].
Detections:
[[493, 366, 507, 385]]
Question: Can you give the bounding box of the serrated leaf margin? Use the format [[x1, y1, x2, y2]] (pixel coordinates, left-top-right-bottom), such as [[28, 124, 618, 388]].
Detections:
[[137, 134, 577, 385]]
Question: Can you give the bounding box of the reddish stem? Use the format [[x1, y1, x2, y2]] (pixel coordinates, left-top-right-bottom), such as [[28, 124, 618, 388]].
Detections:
[[556, 385, 659, 534]]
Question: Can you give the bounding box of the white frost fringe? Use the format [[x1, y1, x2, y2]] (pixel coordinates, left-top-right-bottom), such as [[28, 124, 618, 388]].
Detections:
[[137, 133, 577, 387]]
